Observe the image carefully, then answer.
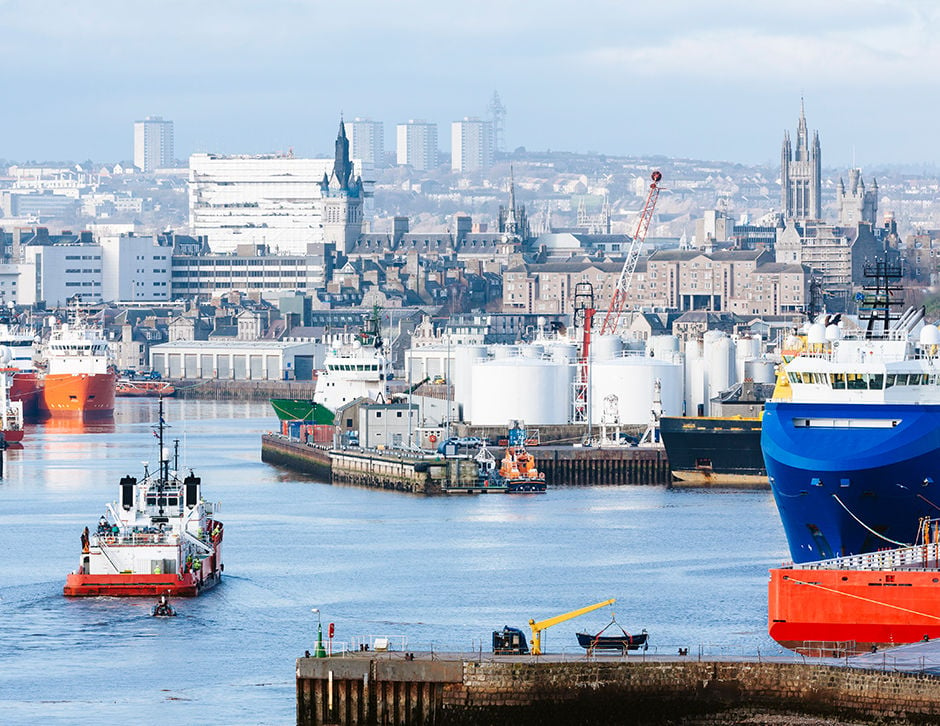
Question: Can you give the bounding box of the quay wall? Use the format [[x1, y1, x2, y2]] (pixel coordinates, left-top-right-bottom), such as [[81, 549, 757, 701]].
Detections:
[[262, 436, 671, 490], [297, 654, 940, 726]]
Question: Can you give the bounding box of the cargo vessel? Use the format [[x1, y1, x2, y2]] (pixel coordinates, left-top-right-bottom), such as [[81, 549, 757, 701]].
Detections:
[[660, 380, 773, 486], [38, 316, 116, 419], [762, 261, 940, 563], [64, 399, 223, 597], [660, 416, 764, 485], [768, 518, 940, 654], [270, 398, 333, 425]]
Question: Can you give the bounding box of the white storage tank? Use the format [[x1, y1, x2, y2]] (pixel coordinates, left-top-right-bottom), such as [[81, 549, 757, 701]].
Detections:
[[648, 335, 680, 360], [590, 334, 623, 362], [546, 342, 579, 364], [744, 358, 777, 383], [453, 344, 488, 422], [590, 356, 683, 425], [703, 331, 735, 405], [491, 344, 520, 359], [734, 335, 761, 381], [469, 357, 571, 425]]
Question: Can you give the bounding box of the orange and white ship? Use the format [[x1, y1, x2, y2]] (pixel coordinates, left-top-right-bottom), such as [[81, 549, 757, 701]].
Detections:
[[38, 316, 116, 419], [64, 399, 223, 597]]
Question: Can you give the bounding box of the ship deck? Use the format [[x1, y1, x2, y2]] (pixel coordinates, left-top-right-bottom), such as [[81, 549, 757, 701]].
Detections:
[[777, 542, 940, 573]]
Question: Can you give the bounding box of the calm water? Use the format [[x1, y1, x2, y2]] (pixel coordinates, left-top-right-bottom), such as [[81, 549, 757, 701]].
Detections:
[[0, 399, 791, 725]]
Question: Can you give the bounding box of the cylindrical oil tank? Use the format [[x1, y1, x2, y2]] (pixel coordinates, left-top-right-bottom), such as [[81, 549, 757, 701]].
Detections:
[[491, 344, 520, 359], [744, 358, 776, 383], [590, 356, 683, 425], [703, 332, 734, 404], [520, 343, 544, 359], [648, 335, 680, 360], [453, 344, 488, 422], [546, 342, 579, 364], [590, 334, 622, 362], [686, 353, 707, 417], [469, 357, 570, 425], [734, 335, 761, 381]]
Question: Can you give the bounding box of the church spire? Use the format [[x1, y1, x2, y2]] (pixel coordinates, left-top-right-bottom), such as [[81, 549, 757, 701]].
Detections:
[[334, 116, 352, 191]]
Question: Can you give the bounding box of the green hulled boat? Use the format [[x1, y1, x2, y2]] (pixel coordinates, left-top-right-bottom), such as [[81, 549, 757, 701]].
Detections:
[[270, 398, 334, 425]]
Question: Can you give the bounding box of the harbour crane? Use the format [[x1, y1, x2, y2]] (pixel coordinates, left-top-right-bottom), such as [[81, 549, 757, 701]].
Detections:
[[599, 170, 663, 336], [492, 598, 616, 655]]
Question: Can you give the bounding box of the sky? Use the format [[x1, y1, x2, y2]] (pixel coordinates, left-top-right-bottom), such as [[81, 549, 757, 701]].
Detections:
[[3, 0, 940, 168]]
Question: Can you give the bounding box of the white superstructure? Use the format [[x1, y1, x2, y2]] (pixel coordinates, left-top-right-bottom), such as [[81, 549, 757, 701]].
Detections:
[[42, 318, 113, 376]]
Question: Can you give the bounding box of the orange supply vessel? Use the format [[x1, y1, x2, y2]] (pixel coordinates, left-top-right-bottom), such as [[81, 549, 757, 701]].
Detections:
[[38, 316, 116, 419], [769, 517, 940, 654]]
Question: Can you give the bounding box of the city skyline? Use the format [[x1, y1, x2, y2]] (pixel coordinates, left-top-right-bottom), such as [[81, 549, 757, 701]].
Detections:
[[3, 0, 940, 167]]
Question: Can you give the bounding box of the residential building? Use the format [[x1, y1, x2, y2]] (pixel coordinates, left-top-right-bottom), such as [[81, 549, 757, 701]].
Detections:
[[451, 117, 494, 173], [134, 116, 174, 172], [344, 117, 385, 167], [396, 120, 438, 171]]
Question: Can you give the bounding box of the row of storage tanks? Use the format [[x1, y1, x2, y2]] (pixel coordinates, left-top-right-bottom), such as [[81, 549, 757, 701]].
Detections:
[[407, 332, 777, 427]]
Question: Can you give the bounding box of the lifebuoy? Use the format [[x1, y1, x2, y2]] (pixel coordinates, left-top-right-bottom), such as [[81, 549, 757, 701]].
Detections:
[[429, 434, 438, 443]]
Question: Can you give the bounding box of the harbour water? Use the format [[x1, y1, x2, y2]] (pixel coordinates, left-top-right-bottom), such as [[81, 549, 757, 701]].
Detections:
[[1, 399, 791, 725]]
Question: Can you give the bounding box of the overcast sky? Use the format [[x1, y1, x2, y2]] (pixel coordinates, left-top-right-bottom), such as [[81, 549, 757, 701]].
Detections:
[[3, 0, 939, 168]]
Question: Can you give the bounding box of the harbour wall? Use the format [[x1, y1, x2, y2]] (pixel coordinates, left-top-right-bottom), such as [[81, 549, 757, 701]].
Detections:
[[261, 435, 672, 489], [261, 435, 481, 494], [297, 654, 940, 726]]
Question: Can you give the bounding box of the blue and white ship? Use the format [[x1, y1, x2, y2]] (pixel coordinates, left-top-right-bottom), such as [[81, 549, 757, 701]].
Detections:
[[762, 268, 940, 563]]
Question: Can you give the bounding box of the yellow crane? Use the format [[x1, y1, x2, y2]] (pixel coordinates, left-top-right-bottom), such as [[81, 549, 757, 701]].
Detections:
[[528, 598, 615, 655]]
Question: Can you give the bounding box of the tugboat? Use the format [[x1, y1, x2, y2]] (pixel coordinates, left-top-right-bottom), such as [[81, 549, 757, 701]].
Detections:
[[63, 398, 223, 597]]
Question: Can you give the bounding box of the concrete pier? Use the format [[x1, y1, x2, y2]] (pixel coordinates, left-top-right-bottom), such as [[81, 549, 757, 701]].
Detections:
[[262, 435, 672, 491], [297, 652, 940, 725]]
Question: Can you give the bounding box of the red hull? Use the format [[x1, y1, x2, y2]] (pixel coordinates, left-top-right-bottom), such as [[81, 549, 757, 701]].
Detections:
[[39, 372, 116, 419], [2, 428, 24, 443], [64, 568, 222, 597], [11, 371, 42, 421], [769, 566, 940, 654]]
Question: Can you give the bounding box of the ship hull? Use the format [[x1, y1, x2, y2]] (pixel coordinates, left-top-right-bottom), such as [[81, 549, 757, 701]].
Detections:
[[660, 416, 766, 486], [11, 371, 42, 421], [39, 372, 117, 419], [63, 568, 222, 597], [270, 398, 333, 424], [762, 401, 940, 564], [768, 565, 940, 654]]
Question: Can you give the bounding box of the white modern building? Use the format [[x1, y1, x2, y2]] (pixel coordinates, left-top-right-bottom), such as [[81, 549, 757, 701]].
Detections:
[[344, 117, 385, 167], [98, 234, 173, 302], [134, 116, 174, 172], [396, 120, 439, 171], [451, 117, 494, 173], [21, 243, 103, 306], [188, 153, 340, 255]]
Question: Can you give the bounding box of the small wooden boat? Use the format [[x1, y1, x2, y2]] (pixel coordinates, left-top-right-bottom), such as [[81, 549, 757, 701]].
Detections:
[[577, 627, 648, 653]]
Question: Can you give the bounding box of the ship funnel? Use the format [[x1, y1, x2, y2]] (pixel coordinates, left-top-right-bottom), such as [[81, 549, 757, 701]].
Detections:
[[184, 474, 201, 509], [120, 476, 136, 510]]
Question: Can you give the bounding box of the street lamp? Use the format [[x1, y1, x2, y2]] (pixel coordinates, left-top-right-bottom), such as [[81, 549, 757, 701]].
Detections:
[[311, 608, 326, 658]]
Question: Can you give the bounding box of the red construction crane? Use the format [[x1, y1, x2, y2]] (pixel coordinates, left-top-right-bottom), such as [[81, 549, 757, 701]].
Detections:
[[599, 170, 663, 335]]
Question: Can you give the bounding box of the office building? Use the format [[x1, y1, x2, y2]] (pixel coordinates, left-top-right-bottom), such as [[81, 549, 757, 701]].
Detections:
[[344, 117, 385, 167], [396, 120, 438, 171], [451, 117, 494, 173], [134, 116, 174, 172]]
